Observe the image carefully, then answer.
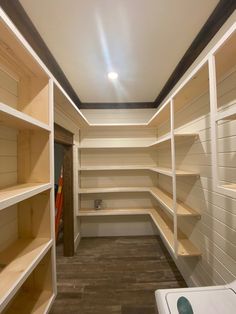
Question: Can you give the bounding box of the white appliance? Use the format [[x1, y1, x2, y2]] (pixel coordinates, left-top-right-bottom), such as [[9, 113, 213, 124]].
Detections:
[[155, 280, 236, 314]]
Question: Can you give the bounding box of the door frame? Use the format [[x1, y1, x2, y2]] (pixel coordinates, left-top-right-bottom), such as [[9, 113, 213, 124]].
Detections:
[[54, 123, 74, 256]]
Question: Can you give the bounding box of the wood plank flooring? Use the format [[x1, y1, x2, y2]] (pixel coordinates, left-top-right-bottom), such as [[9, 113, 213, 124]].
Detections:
[[50, 236, 186, 314]]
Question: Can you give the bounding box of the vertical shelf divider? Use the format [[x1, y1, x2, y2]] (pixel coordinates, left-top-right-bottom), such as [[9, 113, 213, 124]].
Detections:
[[170, 99, 178, 256], [209, 55, 219, 192]]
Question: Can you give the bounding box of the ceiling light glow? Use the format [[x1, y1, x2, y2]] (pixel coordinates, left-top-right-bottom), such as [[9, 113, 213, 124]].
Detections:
[[108, 72, 118, 80]]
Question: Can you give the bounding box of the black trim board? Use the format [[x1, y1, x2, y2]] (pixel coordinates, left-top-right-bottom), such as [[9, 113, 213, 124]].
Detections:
[[0, 0, 235, 109], [80, 102, 156, 109], [154, 0, 236, 106]]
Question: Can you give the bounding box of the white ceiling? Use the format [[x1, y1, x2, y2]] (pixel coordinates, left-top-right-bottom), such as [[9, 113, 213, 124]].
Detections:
[[19, 0, 218, 104]]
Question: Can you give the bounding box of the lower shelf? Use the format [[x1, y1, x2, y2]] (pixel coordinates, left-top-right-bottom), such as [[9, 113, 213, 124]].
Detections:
[[79, 208, 152, 216], [4, 290, 54, 314], [221, 183, 236, 191], [0, 238, 52, 312], [78, 208, 201, 257], [149, 209, 200, 257]]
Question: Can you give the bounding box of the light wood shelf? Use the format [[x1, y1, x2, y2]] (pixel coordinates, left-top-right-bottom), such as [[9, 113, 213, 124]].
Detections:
[[150, 167, 199, 177], [78, 133, 198, 149], [78, 144, 148, 149], [79, 207, 200, 257], [0, 11, 55, 310], [79, 165, 152, 171], [4, 290, 54, 314], [78, 208, 151, 216], [221, 184, 236, 191], [149, 209, 201, 257], [0, 183, 52, 211], [0, 238, 52, 312], [149, 187, 200, 217], [79, 186, 199, 217], [79, 165, 198, 177], [216, 100, 236, 121], [79, 187, 150, 194], [0, 103, 50, 131]]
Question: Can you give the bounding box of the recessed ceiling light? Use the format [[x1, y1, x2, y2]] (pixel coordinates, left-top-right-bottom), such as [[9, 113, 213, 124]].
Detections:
[[108, 72, 118, 80]]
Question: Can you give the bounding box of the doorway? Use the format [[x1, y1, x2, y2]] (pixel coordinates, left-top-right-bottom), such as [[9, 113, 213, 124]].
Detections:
[[54, 123, 74, 257]]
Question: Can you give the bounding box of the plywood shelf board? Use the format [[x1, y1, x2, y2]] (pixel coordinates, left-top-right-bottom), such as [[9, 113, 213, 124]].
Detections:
[[79, 166, 199, 177], [78, 133, 198, 150], [79, 187, 150, 194], [149, 209, 201, 256], [221, 184, 236, 191], [79, 165, 153, 171], [78, 144, 149, 149], [78, 207, 200, 256], [79, 186, 199, 217], [4, 290, 54, 314], [0, 238, 52, 312], [0, 103, 50, 131], [216, 100, 236, 121], [78, 208, 151, 216], [149, 186, 200, 217], [0, 183, 52, 211]]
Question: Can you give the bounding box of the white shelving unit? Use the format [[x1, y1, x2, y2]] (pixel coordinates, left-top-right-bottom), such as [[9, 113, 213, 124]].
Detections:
[[0, 10, 56, 313], [78, 102, 201, 257], [210, 26, 236, 198]]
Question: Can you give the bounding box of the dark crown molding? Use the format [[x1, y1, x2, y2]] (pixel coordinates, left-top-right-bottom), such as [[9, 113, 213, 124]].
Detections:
[[80, 102, 156, 109], [154, 0, 236, 106], [0, 0, 235, 109]]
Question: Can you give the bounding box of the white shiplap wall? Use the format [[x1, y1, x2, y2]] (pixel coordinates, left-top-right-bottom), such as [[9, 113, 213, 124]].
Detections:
[[159, 66, 236, 286]]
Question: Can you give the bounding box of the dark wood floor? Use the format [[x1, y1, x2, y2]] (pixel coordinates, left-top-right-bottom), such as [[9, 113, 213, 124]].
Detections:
[[50, 236, 186, 314]]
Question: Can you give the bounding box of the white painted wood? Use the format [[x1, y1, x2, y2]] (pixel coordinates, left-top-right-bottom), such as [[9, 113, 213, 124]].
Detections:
[[171, 99, 178, 257], [0, 238, 52, 312], [0, 102, 50, 131]]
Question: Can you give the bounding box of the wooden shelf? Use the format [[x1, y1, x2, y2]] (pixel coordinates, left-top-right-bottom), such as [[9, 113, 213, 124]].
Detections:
[[0, 238, 52, 312], [79, 165, 198, 177], [79, 165, 152, 171], [78, 144, 147, 149], [151, 167, 199, 177], [0, 103, 50, 132], [4, 290, 54, 314], [149, 133, 198, 148], [78, 208, 151, 216], [221, 184, 236, 191], [216, 100, 236, 121], [79, 133, 198, 149], [0, 183, 52, 211], [149, 209, 201, 257], [79, 186, 199, 217], [149, 186, 200, 217], [78, 207, 200, 256], [79, 187, 150, 194]]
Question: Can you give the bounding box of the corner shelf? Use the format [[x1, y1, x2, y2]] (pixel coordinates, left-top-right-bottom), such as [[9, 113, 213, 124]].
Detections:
[[0, 238, 52, 312], [0, 183, 52, 211], [79, 165, 198, 177], [79, 186, 200, 218], [149, 187, 200, 217], [78, 208, 151, 216], [149, 209, 201, 257], [78, 208, 201, 257], [216, 100, 236, 121]]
